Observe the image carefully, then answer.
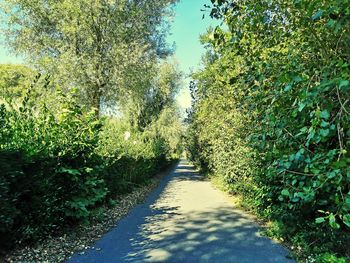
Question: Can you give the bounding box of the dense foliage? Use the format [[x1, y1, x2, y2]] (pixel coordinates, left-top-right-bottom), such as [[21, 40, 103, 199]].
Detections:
[[1, 0, 178, 115], [0, 0, 183, 252], [0, 70, 182, 250], [0, 64, 33, 101], [0, 82, 105, 246], [186, 0, 349, 260]]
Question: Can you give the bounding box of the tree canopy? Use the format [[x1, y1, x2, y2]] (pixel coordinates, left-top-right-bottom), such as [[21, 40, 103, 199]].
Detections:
[[1, 0, 178, 115]]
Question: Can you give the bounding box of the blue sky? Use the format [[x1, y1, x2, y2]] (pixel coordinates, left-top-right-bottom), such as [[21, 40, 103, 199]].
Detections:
[[0, 0, 216, 109], [169, 0, 217, 109], [0, 36, 23, 64]]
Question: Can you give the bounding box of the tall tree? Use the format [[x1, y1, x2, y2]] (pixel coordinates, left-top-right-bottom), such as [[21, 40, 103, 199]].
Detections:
[[125, 59, 182, 130], [1, 0, 177, 116]]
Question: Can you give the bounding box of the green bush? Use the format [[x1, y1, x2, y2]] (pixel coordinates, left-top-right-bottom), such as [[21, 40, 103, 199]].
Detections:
[[186, 0, 350, 259], [0, 79, 178, 249], [98, 118, 170, 195], [0, 87, 107, 245]]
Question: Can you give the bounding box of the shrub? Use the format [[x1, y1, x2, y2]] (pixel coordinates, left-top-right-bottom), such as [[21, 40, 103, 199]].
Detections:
[[186, 0, 350, 259], [0, 87, 107, 245], [0, 76, 180, 249]]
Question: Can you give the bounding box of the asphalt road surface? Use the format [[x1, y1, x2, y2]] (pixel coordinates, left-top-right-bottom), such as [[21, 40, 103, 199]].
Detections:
[[67, 159, 294, 263]]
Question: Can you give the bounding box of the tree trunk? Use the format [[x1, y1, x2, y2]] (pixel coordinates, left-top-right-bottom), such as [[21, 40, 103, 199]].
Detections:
[[92, 86, 102, 118]]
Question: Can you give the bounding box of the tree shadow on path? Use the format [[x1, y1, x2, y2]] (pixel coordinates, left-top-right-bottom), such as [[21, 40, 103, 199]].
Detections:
[[67, 160, 294, 263]]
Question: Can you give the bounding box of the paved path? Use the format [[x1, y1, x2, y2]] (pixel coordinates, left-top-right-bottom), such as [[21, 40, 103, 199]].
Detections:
[[67, 159, 294, 263]]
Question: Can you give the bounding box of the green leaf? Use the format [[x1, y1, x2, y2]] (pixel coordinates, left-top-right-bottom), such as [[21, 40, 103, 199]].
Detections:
[[345, 198, 350, 205], [320, 121, 329, 128], [329, 214, 340, 229], [298, 102, 306, 112], [284, 84, 292, 92], [281, 189, 290, 196], [58, 167, 81, 176], [320, 110, 330, 120], [339, 80, 349, 90], [300, 127, 308, 133], [343, 214, 350, 228], [85, 167, 94, 173], [293, 75, 302, 83], [320, 129, 329, 137], [327, 19, 336, 27], [315, 217, 325, 224], [327, 171, 336, 179], [312, 10, 324, 21]]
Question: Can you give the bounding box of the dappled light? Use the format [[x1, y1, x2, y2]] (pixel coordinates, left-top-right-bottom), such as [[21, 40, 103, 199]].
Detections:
[[1, 0, 349, 262], [67, 160, 292, 263]]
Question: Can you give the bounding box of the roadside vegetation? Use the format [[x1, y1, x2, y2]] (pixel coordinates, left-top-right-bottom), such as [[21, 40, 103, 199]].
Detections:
[[185, 1, 350, 262], [2, 0, 349, 262], [0, 0, 183, 257]]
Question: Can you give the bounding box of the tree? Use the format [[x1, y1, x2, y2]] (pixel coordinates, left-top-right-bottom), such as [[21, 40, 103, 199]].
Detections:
[[0, 64, 33, 103], [1, 0, 178, 116], [126, 59, 182, 130], [146, 105, 184, 156]]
